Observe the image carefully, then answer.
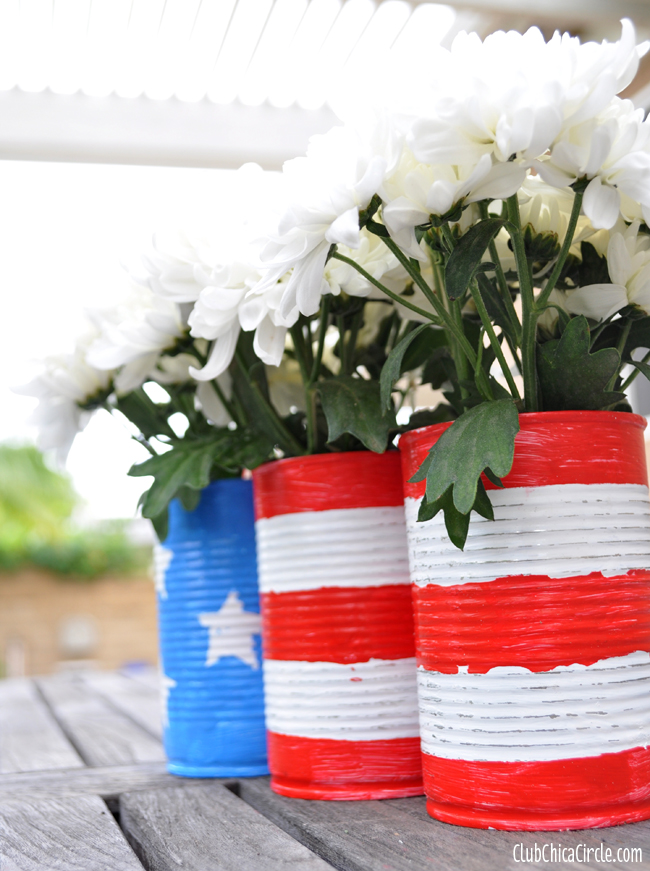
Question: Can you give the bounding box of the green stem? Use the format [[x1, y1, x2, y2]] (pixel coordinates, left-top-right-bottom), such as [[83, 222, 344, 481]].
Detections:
[[606, 319, 632, 392], [344, 308, 364, 376], [210, 378, 240, 427], [309, 295, 331, 385], [364, 237, 481, 369], [234, 349, 306, 456], [289, 325, 311, 386], [620, 348, 650, 392], [470, 280, 521, 401], [507, 194, 538, 412], [537, 190, 584, 309], [479, 201, 522, 343], [331, 252, 438, 324], [306, 386, 318, 454]]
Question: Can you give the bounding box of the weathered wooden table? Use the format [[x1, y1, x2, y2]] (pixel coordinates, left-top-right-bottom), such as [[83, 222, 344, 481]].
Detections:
[[1, 670, 649, 870]]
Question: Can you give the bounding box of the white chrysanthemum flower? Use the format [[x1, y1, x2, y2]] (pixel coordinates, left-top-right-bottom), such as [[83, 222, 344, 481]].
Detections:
[[382, 148, 525, 259], [186, 261, 254, 381], [408, 20, 642, 169], [87, 287, 186, 394], [606, 221, 650, 313], [14, 335, 112, 464], [252, 125, 393, 321], [537, 98, 650, 229], [138, 231, 224, 304]]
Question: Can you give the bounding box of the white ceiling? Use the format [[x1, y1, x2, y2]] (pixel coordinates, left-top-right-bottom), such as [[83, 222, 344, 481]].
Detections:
[[0, 0, 648, 169]]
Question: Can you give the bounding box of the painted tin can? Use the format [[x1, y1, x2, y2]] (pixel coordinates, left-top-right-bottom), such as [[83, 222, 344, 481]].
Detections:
[[253, 451, 423, 800], [154, 478, 268, 777], [400, 411, 650, 830]]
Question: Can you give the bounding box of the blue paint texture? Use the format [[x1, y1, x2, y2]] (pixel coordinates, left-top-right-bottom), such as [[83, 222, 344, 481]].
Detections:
[[157, 478, 268, 777]]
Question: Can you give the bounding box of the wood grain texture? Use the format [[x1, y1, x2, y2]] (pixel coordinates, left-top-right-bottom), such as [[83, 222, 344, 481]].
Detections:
[[120, 783, 333, 871], [78, 671, 162, 739], [0, 794, 143, 870], [237, 778, 650, 871], [36, 673, 165, 767], [0, 679, 83, 774], [0, 762, 223, 802]]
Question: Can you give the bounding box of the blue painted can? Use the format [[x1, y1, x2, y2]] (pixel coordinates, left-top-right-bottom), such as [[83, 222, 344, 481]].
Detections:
[[154, 478, 268, 777]]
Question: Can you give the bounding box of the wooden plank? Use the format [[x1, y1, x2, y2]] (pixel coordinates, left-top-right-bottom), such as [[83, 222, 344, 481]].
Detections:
[[120, 783, 333, 871], [36, 674, 165, 767], [0, 679, 84, 774], [237, 779, 650, 871], [0, 762, 222, 802], [78, 671, 162, 739], [120, 666, 160, 693], [0, 794, 144, 870]]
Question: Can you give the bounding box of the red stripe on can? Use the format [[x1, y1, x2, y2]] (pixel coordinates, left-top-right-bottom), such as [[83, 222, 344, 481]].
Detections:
[[400, 411, 648, 498], [267, 731, 423, 799], [414, 571, 650, 673], [261, 585, 416, 663], [253, 451, 405, 519], [422, 748, 650, 830]]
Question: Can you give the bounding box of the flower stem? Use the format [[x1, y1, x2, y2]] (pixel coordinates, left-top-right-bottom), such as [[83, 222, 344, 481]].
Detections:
[[537, 190, 584, 309], [330, 251, 438, 324], [507, 194, 538, 412], [210, 378, 240, 427], [620, 348, 650, 392], [369, 236, 481, 369], [470, 279, 522, 401], [606, 318, 632, 392], [479, 201, 522, 343], [309, 295, 331, 385], [234, 348, 306, 456]]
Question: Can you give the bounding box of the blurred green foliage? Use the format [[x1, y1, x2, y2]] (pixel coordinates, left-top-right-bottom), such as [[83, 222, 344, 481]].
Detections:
[[0, 444, 148, 580]]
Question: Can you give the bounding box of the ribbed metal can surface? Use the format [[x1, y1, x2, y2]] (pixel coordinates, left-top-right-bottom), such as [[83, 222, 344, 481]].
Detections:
[[400, 411, 650, 830], [155, 478, 268, 777], [253, 451, 423, 800]]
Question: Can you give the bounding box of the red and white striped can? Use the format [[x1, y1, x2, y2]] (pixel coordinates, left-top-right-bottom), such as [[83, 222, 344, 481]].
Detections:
[[400, 411, 650, 830], [252, 451, 423, 800]]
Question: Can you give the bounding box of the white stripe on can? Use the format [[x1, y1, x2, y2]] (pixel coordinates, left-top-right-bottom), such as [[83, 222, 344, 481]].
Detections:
[[263, 658, 420, 741], [405, 483, 650, 586], [153, 544, 173, 599], [418, 651, 650, 762], [256, 506, 410, 593]]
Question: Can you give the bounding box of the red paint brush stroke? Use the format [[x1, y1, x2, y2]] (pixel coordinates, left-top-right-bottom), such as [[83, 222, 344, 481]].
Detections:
[[422, 748, 650, 830], [253, 451, 405, 519], [261, 585, 415, 663], [414, 571, 650, 673], [400, 411, 648, 499], [268, 731, 423, 800]]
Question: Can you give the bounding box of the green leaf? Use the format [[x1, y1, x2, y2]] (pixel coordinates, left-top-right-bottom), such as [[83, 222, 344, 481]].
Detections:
[[537, 316, 625, 410], [177, 486, 201, 513], [319, 376, 396, 453], [631, 359, 650, 381], [135, 450, 206, 519], [114, 390, 176, 440], [445, 219, 505, 301], [150, 509, 169, 543], [410, 398, 519, 514], [416, 479, 494, 550], [380, 324, 429, 410]]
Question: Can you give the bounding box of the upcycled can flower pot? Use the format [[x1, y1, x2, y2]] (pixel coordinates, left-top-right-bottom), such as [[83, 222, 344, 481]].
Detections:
[[252, 451, 423, 800], [400, 411, 650, 830], [154, 478, 268, 777]]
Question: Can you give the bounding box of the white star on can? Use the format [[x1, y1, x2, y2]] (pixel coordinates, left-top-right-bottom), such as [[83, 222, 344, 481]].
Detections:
[[199, 590, 262, 670]]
